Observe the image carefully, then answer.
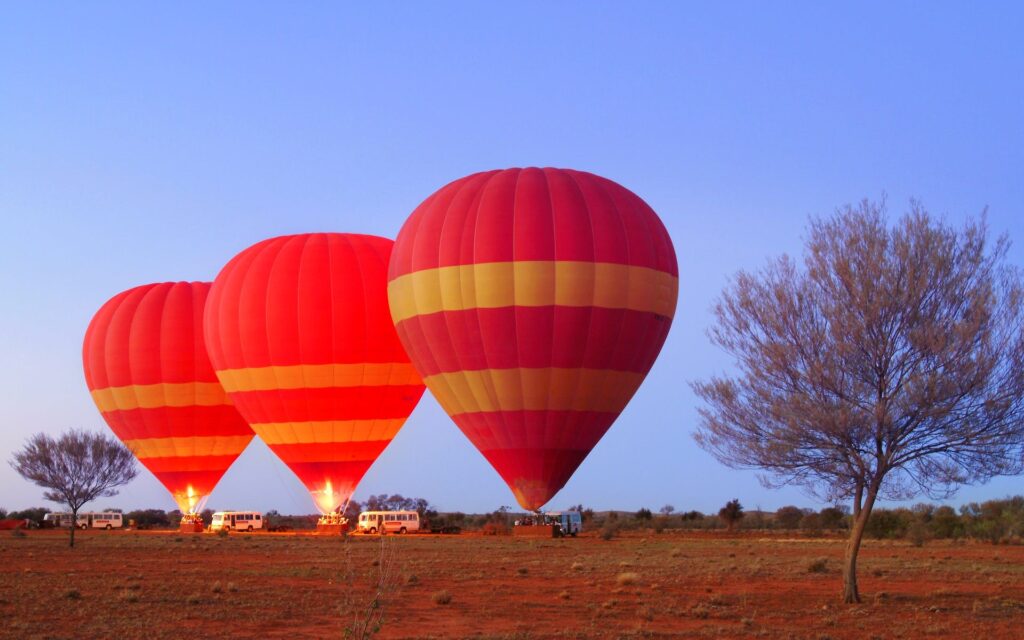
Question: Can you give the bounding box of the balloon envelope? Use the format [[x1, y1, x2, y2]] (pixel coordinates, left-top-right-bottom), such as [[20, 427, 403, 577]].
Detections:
[[83, 282, 254, 513], [388, 167, 678, 510], [204, 233, 426, 513]]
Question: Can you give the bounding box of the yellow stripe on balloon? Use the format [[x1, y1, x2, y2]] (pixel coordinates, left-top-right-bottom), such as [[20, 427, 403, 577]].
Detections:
[[215, 362, 422, 393], [421, 367, 645, 416], [122, 435, 252, 459], [387, 260, 679, 324], [90, 382, 232, 413], [252, 419, 409, 445]]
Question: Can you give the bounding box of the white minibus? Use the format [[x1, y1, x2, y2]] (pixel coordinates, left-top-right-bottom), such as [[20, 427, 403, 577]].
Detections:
[[356, 510, 420, 534], [210, 511, 264, 532]]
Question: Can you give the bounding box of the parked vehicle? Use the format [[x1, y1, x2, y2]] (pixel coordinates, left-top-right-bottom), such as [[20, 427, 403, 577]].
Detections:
[[546, 511, 582, 536], [210, 511, 264, 532], [44, 512, 123, 530], [356, 510, 420, 534]]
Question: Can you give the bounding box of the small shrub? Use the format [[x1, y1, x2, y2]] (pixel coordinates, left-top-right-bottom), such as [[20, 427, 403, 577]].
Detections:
[[216, 528, 229, 538], [118, 589, 138, 603], [405, 573, 419, 585], [616, 572, 640, 586], [226, 582, 238, 593], [558, 590, 570, 600], [570, 561, 584, 571], [906, 521, 929, 547], [186, 593, 202, 605], [432, 590, 452, 605], [516, 567, 528, 576], [64, 589, 81, 600], [600, 522, 619, 541], [211, 581, 222, 594], [691, 604, 710, 619], [807, 558, 829, 574]]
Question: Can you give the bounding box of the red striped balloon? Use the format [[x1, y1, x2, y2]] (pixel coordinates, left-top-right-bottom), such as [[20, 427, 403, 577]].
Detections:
[[83, 282, 254, 513], [388, 168, 678, 510], [204, 233, 426, 513]]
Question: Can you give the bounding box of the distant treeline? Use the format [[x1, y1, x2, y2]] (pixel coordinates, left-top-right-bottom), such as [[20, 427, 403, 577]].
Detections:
[[4, 495, 1022, 543]]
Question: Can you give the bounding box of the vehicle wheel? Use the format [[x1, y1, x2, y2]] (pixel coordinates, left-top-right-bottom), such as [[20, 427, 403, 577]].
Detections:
[[571, 531, 577, 537], [247, 525, 254, 532], [80, 524, 88, 530], [105, 524, 112, 530], [399, 527, 407, 535], [369, 527, 376, 534]]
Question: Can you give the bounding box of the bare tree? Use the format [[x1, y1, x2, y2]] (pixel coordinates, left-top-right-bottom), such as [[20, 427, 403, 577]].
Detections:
[[10, 429, 138, 548], [693, 201, 1024, 603], [718, 499, 744, 531]]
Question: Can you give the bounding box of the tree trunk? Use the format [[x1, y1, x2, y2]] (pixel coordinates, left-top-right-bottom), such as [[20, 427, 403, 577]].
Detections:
[[69, 508, 77, 548], [843, 483, 879, 603]]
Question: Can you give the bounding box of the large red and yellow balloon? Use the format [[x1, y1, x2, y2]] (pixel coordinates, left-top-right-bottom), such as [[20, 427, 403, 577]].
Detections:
[[203, 233, 426, 513], [388, 168, 678, 511], [82, 282, 254, 514]]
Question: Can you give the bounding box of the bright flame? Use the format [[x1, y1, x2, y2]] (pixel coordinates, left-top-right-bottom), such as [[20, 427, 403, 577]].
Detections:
[[174, 485, 208, 515], [313, 479, 341, 515]]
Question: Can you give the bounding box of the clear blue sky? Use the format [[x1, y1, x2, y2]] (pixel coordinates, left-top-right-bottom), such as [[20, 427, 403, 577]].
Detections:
[[2, 3, 1022, 515]]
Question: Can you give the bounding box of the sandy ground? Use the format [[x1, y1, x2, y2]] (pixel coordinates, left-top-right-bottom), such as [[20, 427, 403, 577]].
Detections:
[[2, 528, 1022, 639]]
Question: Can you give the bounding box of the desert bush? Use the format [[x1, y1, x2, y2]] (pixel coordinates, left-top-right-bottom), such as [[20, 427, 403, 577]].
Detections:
[[719, 499, 744, 531], [906, 520, 929, 547], [865, 509, 912, 540], [775, 506, 804, 529], [807, 558, 829, 573], [432, 590, 452, 605], [800, 512, 823, 532], [635, 507, 653, 521], [818, 507, 847, 529], [11, 529, 26, 538], [930, 506, 965, 539], [616, 572, 640, 586], [216, 528, 229, 538], [652, 517, 668, 534], [600, 521, 619, 541]]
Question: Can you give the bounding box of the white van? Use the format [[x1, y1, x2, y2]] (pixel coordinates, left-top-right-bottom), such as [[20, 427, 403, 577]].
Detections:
[[210, 511, 264, 532], [357, 510, 420, 534]]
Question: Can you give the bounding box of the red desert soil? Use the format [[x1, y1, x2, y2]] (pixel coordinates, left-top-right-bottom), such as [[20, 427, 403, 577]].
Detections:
[[2, 529, 1022, 639]]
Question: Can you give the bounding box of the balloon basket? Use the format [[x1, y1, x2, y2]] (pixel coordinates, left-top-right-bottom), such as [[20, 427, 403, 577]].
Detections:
[[179, 518, 205, 533], [316, 523, 349, 535]]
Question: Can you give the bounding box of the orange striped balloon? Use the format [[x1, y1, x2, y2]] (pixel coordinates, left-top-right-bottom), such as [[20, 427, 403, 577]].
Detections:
[[83, 282, 254, 513], [388, 168, 678, 511], [203, 233, 426, 514]]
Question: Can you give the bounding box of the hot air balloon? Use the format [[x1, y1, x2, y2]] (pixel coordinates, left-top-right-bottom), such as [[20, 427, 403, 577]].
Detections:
[[387, 167, 678, 511], [203, 233, 426, 516], [83, 282, 254, 522]]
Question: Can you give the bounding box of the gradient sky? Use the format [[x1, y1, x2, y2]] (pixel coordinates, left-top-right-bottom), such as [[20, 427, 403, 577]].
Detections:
[[2, 3, 1022, 516]]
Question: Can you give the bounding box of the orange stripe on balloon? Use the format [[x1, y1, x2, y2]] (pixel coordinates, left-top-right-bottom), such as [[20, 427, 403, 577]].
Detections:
[[139, 454, 246, 473], [251, 419, 409, 446], [90, 382, 232, 413], [387, 260, 678, 324], [122, 435, 252, 459], [215, 362, 422, 393], [267, 440, 392, 463], [422, 368, 644, 416]]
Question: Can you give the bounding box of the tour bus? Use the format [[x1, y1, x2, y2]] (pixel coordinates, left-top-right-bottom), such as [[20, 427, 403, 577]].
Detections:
[[210, 511, 264, 532], [356, 510, 420, 534], [44, 512, 123, 529]]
